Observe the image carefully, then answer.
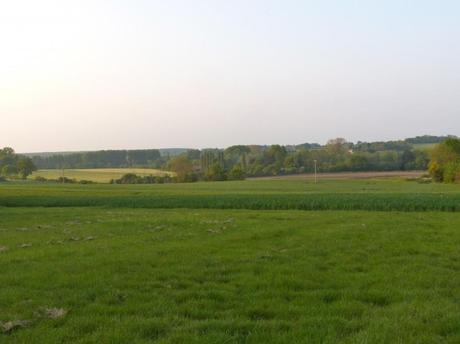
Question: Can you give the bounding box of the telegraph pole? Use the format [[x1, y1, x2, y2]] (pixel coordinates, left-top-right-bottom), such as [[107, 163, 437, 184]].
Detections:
[[314, 160, 317, 184]]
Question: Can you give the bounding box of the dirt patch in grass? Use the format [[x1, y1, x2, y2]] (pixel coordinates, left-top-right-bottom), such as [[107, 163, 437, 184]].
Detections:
[[35, 307, 68, 319], [1, 320, 30, 333]]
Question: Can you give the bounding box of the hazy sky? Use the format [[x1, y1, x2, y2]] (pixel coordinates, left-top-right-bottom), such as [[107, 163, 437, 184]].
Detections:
[[1, 1, 459, 152]]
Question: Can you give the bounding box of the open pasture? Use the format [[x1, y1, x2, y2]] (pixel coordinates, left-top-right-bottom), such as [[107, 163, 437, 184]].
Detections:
[[1, 208, 460, 343], [1, 177, 460, 342]]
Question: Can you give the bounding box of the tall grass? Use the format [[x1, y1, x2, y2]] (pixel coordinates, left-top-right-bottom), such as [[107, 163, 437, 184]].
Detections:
[[0, 193, 459, 211]]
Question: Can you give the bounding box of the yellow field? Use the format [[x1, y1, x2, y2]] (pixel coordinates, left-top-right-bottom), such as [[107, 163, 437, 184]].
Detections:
[[30, 168, 174, 183]]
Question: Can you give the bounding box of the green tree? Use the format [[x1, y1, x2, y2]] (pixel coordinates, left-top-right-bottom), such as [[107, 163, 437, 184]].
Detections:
[[1, 165, 17, 176], [169, 155, 194, 183], [326, 138, 348, 154], [205, 164, 227, 181], [429, 139, 460, 183], [228, 164, 245, 180], [17, 158, 36, 179]]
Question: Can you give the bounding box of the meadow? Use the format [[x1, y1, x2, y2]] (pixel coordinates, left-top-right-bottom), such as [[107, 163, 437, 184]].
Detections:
[[1, 177, 460, 343], [30, 168, 174, 183]]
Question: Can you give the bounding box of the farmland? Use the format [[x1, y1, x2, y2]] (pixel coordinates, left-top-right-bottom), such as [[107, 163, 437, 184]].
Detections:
[[1, 178, 459, 211], [30, 168, 174, 183], [1, 177, 460, 342]]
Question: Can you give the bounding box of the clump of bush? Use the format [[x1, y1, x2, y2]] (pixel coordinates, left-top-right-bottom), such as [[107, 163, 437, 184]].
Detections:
[[34, 176, 79, 183], [111, 174, 173, 184], [0, 176, 7, 183], [57, 177, 77, 183]]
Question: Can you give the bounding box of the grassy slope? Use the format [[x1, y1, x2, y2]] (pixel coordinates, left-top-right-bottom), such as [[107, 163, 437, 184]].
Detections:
[[1, 179, 459, 211], [30, 168, 174, 183], [1, 208, 460, 343]]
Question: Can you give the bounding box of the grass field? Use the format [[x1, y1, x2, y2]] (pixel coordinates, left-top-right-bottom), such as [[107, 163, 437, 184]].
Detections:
[[30, 168, 174, 183], [1, 177, 460, 342]]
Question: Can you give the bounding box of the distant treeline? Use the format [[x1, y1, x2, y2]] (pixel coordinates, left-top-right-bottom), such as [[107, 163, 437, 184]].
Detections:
[[25, 135, 456, 182], [32, 149, 164, 169]]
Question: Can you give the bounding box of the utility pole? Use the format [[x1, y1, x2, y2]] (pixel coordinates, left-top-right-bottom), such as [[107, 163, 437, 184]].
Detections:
[[314, 160, 317, 184]]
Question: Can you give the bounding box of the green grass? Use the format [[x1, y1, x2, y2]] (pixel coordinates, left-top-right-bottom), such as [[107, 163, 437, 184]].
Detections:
[[30, 168, 174, 183], [1, 178, 459, 211], [2, 178, 460, 342], [1, 208, 460, 343]]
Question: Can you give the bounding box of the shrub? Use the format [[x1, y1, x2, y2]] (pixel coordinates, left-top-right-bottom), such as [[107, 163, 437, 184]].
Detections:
[[56, 177, 77, 183], [113, 173, 194, 184], [115, 173, 142, 184]]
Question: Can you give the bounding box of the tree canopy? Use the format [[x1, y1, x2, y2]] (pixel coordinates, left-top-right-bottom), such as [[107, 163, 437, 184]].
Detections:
[[0, 147, 37, 179], [429, 139, 460, 183]]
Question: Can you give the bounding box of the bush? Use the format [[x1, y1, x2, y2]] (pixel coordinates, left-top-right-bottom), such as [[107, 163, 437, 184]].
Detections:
[[183, 172, 199, 183], [56, 177, 77, 183], [115, 173, 141, 184], [34, 176, 48, 182], [112, 173, 199, 184], [0, 176, 6, 182]]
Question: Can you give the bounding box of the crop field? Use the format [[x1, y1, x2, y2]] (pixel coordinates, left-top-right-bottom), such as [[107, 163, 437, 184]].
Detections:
[[1, 177, 460, 343], [30, 168, 174, 183], [1, 178, 459, 211]]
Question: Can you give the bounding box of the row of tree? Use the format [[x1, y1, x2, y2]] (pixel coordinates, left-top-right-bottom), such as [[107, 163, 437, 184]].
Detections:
[[0, 148, 36, 179], [6, 135, 457, 183], [165, 138, 439, 182], [29, 136, 453, 171], [31, 149, 164, 169]]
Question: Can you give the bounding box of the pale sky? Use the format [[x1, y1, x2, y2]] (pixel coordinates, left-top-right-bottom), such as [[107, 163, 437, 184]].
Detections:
[[1, 0, 459, 152]]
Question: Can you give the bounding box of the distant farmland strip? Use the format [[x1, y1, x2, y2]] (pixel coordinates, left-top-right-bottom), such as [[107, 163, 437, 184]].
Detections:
[[30, 168, 174, 183], [249, 171, 425, 180]]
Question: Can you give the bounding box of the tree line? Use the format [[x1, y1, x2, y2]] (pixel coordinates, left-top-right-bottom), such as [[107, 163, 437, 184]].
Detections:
[[166, 138, 435, 182], [31, 149, 164, 169], [6, 135, 457, 183]]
